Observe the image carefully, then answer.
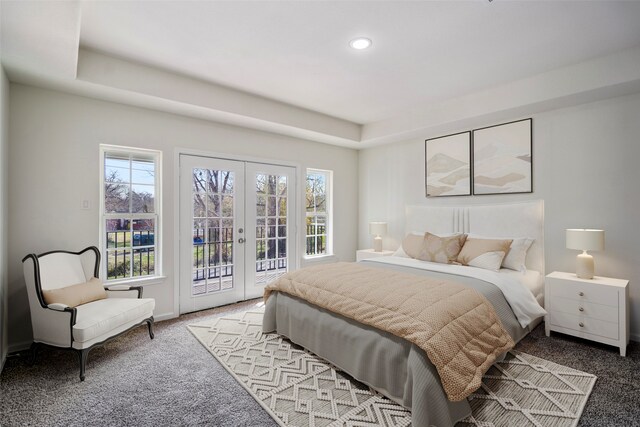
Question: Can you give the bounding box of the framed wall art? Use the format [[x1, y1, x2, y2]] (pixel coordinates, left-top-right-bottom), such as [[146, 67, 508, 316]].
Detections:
[[425, 131, 471, 197], [472, 118, 532, 195]]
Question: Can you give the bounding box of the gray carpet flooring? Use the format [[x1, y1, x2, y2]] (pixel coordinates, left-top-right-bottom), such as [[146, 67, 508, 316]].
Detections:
[[1, 299, 638, 427]]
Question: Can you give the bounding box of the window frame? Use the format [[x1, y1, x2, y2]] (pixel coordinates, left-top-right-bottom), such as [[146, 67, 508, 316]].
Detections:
[[304, 168, 333, 258], [99, 145, 163, 284]]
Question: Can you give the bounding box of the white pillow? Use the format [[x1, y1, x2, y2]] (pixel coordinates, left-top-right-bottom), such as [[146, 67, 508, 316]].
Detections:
[[468, 234, 534, 272], [503, 238, 534, 271]]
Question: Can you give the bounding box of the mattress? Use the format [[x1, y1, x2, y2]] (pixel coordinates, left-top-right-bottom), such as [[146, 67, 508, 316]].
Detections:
[[263, 258, 546, 427]]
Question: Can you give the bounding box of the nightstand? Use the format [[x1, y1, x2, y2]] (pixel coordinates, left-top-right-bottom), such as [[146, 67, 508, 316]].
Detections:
[[545, 271, 629, 356], [356, 249, 395, 262]]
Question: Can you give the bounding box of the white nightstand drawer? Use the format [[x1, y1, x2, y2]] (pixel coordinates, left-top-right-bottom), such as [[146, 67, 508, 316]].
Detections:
[[548, 297, 618, 322], [548, 311, 618, 340], [549, 278, 618, 307]]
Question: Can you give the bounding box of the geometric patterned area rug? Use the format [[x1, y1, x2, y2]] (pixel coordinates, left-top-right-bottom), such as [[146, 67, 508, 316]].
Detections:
[[188, 310, 596, 427], [458, 352, 596, 427]]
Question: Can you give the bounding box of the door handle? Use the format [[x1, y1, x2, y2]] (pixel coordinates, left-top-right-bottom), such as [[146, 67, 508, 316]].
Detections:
[[238, 238, 246, 243]]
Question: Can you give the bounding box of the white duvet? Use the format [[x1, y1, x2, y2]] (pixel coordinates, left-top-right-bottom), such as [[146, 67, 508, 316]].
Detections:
[[364, 256, 547, 329]]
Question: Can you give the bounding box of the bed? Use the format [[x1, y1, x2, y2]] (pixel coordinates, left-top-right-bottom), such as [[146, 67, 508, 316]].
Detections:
[[263, 201, 546, 427]]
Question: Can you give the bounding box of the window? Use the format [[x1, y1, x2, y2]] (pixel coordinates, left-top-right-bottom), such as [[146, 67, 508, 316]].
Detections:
[[100, 146, 161, 282], [305, 169, 332, 257]]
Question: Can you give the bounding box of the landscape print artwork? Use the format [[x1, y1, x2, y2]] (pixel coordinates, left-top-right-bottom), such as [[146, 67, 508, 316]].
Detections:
[[473, 118, 532, 195], [425, 131, 471, 197]]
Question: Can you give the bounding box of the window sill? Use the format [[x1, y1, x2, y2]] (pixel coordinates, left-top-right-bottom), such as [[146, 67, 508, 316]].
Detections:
[[104, 275, 166, 287]]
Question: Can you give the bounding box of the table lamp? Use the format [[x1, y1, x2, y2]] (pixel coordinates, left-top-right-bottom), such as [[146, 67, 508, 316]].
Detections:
[[369, 222, 388, 252], [566, 229, 605, 279]]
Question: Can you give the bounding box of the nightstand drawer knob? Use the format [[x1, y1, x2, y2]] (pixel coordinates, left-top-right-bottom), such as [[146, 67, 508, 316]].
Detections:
[[579, 307, 584, 312], [578, 292, 584, 296], [579, 322, 584, 327]]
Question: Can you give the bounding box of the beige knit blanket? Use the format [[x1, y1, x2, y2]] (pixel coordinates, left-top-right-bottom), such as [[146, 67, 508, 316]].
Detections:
[[264, 262, 514, 401]]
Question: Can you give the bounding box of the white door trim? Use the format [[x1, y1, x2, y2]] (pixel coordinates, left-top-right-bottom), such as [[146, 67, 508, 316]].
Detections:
[[173, 147, 301, 316]]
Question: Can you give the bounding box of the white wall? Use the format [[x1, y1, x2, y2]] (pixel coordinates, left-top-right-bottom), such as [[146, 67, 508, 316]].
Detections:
[[7, 84, 359, 349], [359, 91, 640, 341], [0, 66, 9, 369]]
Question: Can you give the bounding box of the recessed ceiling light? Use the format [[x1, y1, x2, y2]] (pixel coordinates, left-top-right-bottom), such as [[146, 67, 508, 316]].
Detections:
[[349, 37, 372, 50]]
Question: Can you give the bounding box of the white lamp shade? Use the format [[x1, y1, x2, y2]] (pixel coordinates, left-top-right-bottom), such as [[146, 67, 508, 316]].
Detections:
[[566, 229, 604, 251], [369, 222, 388, 236]]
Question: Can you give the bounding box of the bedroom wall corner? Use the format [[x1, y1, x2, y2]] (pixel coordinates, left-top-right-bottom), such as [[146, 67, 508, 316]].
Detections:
[[358, 91, 640, 343], [0, 64, 10, 371]]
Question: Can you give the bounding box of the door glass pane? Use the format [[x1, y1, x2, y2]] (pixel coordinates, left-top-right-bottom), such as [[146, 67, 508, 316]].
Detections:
[[191, 168, 234, 296], [207, 219, 220, 243], [278, 176, 287, 196], [193, 194, 206, 218], [207, 170, 219, 193], [192, 269, 206, 295], [256, 174, 266, 194], [193, 169, 207, 193], [208, 242, 220, 267], [255, 173, 288, 287], [221, 171, 234, 193], [256, 195, 266, 216], [267, 175, 277, 195], [193, 244, 205, 268], [207, 194, 220, 217]]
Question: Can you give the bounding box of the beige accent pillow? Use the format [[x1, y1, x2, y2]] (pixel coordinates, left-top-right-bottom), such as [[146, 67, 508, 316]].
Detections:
[[468, 234, 534, 272], [401, 233, 424, 258], [457, 238, 513, 271], [416, 233, 467, 264], [42, 277, 107, 308]]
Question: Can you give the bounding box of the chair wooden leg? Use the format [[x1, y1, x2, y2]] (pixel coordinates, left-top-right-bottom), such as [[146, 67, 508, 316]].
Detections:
[[146, 317, 155, 339], [78, 349, 89, 381], [28, 342, 38, 366]]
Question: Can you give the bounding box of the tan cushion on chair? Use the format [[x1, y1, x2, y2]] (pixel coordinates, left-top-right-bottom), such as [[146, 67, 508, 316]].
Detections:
[[42, 277, 107, 308], [73, 298, 155, 344]]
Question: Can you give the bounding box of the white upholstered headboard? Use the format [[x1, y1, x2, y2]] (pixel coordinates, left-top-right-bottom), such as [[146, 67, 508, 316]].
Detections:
[[405, 200, 544, 274]]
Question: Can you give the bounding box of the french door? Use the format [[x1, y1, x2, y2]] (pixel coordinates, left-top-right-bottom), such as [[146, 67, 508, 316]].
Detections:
[[179, 155, 296, 313]]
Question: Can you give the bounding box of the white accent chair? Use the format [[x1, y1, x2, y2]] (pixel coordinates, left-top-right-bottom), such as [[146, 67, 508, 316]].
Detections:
[[22, 246, 155, 380]]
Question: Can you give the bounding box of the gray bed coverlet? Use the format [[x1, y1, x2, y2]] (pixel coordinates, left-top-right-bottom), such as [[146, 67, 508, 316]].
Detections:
[[262, 260, 531, 427]]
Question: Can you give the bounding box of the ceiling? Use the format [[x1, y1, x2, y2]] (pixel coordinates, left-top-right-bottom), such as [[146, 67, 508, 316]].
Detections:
[[2, 1, 640, 147], [78, 1, 640, 123]]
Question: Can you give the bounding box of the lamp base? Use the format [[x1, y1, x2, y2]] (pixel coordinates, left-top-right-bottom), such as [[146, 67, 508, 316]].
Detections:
[[373, 236, 383, 252], [576, 251, 594, 279]]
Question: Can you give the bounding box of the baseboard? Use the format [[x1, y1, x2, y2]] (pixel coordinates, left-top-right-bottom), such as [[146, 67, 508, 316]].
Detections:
[[630, 332, 640, 343], [154, 312, 178, 322], [8, 340, 32, 355]]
